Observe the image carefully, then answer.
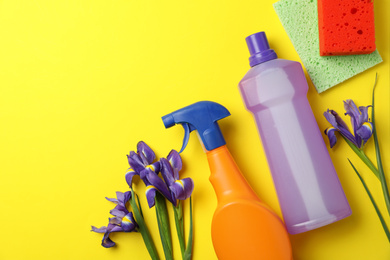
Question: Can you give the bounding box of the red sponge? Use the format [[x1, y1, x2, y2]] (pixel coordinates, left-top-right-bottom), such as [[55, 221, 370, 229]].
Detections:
[[317, 0, 376, 56]]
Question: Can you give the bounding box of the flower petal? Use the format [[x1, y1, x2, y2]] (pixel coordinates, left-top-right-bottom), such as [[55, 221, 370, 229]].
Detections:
[[160, 158, 176, 186], [170, 178, 194, 201], [109, 217, 122, 225], [105, 197, 118, 204], [358, 105, 372, 127], [143, 161, 161, 174], [324, 109, 340, 128], [125, 168, 139, 187], [344, 99, 360, 131], [356, 122, 373, 145], [344, 99, 365, 146], [324, 127, 338, 148], [116, 191, 131, 207], [110, 208, 126, 218], [101, 233, 116, 248], [91, 225, 107, 233], [356, 105, 372, 147], [324, 109, 359, 147], [139, 169, 151, 186], [144, 168, 175, 205], [167, 150, 182, 172], [121, 212, 138, 232], [113, 203, 128, 213], [137, 141, 156, 165], [127, 151, 145, 173], [145, 185, 157, 208], [101, 224, 123, 248], [324, 109, 348, 131], [108, 225, 124, 233]]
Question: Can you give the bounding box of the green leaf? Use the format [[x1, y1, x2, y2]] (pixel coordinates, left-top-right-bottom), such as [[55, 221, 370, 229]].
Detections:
[[341, 135, 379, 179], [371, 74, 390, 218], [136, 193, 144, 218], [173, 201, 185, 258], [130, 189, 160, 260], [348, 159, 390, 243], [184, 197, 193, 260], [155, 192, 173, 260]]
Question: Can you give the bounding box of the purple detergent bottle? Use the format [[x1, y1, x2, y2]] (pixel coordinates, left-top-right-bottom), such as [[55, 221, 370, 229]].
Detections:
[[238, 31, 351, 234]]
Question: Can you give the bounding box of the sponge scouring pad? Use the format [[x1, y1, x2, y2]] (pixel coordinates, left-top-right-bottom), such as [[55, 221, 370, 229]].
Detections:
[[273, 0, 382, 93], [318, 0, 376, 56]]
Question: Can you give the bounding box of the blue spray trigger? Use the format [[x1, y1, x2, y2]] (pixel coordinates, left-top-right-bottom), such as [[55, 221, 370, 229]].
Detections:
[[161, 101, 230, 151], [179, 123, 194, 153]]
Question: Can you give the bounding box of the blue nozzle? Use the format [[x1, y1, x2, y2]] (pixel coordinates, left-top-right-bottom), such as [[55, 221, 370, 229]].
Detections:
[[162, 101, 230, 152]]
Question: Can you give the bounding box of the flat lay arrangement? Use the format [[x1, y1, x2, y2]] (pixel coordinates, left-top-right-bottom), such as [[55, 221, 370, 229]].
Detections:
[[0, 0, 388, 259]]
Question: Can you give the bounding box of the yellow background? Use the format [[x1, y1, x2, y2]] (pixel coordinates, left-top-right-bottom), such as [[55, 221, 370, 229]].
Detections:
[[0, 0, 389, 259]]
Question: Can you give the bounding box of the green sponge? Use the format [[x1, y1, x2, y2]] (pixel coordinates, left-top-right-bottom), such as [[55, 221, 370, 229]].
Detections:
[[273, 0, 382, 93]]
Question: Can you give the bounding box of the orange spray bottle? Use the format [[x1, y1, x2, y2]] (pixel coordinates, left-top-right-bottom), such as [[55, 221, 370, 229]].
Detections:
[[162, 101, 292, 259]]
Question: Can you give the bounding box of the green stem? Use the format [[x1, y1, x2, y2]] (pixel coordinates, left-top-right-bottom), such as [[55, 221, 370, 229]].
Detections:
[[371, 74, 390, 218], [130, 189, 160, 260], [348, 159, 390, 243], [342, 136, 380, 179], [183, 197, 193, 260], [155, 192, 173, 260], [173, 201, 186, 258]]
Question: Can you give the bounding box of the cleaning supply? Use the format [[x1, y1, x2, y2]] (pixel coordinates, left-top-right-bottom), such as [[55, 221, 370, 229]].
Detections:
[[238, 32, 352, 235], [162, 101, 292, 260], [273, 0, 382, 92], [318, 0, 376, 56]]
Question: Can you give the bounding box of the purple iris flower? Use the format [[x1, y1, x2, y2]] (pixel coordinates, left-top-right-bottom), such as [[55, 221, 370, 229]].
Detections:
[[126, 141, 161, 186], [324, 99, 373, 149], [125, 141, 173, 207], [143, 166, 177, 207], [160, 150, 194, 202], [125, 142, 194, 208], [91, 191, 138, 248]]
